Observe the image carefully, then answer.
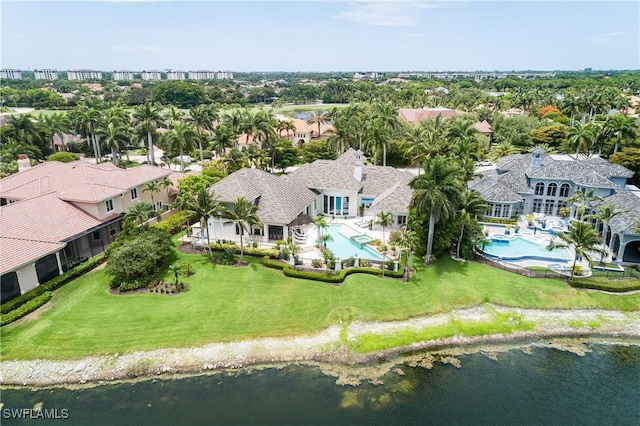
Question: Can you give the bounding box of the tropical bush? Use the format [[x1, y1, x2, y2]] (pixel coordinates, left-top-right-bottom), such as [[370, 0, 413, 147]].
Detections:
[[46, 152, 80, 163], [1, 292, 52, 326], [153, 210, 192, 234], [208, 243, 278, 258]]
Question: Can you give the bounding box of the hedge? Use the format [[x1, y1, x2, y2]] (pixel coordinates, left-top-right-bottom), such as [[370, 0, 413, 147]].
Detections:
[[1, 292, 52, 326], [568, 278, 640, 293], [1, 253, 107, 316], [262, 253, 407, 284], [153, 211, 192, 234], [209, 243, 279, 258]]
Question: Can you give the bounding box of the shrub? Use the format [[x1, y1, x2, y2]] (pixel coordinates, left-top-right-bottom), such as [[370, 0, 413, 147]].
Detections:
[[207, 243, 278, 258], [311, 259, 323, 268], [1, 292, 52, 326], [262, 256, 287, 270], [47, 152, 80, 163], [1, 253, 106, 315], [119, 278, 151, 292], [218, 248, 237, 265], [153, 210, 192, 234], [180, 261, 194, 276]]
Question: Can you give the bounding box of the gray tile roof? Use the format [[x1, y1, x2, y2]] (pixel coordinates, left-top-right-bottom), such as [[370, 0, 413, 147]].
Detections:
[[289, 159, 363, 192], [468, 173, 523, 202], [361, 166, 414, 197], [579, 157, 635, 178], [211, 168, 318, 224], [598, 190, 640, 234], [369, 181, 413, 212]]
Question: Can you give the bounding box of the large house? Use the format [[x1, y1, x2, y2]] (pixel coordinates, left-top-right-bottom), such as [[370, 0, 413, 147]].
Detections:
[[469, 149, 640, 263], [201, 149, 414, 244], [0, 159, 172, 302]]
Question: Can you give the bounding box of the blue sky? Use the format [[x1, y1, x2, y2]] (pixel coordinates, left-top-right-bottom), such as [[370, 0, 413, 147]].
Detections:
[[2, 1, 638, 72]]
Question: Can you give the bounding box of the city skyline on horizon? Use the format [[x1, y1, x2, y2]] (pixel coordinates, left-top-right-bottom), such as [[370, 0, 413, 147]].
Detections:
[[2, 1, 638, 72]]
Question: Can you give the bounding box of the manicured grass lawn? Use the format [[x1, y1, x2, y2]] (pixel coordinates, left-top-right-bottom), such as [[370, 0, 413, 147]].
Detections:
[[2, 253, 639, 360]]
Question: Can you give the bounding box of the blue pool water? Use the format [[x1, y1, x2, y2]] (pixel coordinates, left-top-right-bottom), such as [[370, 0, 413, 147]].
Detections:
[[481, 236, 571, 261], [314, 225, 385, 261]]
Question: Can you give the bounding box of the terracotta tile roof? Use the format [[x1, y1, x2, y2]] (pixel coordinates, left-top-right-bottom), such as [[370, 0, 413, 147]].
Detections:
[[0, 160, 171, 202], [473, 120, 492, 134], [398, 108, 461, 124], [0, 236, 65, 273], [289, 118, 334, 136]]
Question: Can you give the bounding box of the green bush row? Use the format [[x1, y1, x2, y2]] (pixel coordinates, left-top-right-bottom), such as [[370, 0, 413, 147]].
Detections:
[[209, 243, 279, 258], [1, 253, 106, 315], [153, 211, 192, 234], [262, 253, 407, 284], [479, 217, 519, 225], [569, 278, 640, 293], [1, 292, 52, 326]]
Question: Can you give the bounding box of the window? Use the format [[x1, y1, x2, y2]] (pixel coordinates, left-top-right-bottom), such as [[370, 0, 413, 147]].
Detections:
[[547, 183, 557, 197], [156, 201, 163, 211], [397, 215, 407, 225], [130, 188, 138, 200], [109, 229, 117, 238], [559, 183, 570, 198], [534, 182, 545, 196], [544, 200, 555, 215], [533, 198, 543, 213], [93, 231, 102, 240], [105, 199, 114, 213]]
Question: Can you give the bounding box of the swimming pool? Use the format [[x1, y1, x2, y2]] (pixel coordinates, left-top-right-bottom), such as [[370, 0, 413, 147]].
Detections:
[[480, 236, 571, 261], [313, 225, 385, 261]]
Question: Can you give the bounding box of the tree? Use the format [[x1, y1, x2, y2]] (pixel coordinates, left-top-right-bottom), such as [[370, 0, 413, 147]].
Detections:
[[588, 203, 628, 258], [546, 221, 606, 279], [603, 114, 638, 155], [564, 188, 604, 222], [567, 121, 595, 157], [125, 201, 156, 226], [183, 188, 224, 259], [211, 124, 236, 156], [317, 233, 333, 250], [143, 181, 162, 213], [377, 211, 393, 276], [96, 120, 128, 167], [133, 102, 165, 166], [189, 104, 217, 162], [609, 147, 640, 184], [36, 112, 70, 152], [163, 121, 198, 173], [410, 156, 463, 265], [455, 190, 488, 260], [160, 176, 173, 200], [168, 263, 181, 286], [306, 110, 330, 137], [313, 215, 328, 237], [223, 196, 262, 263], [151, 81, 207, 108], [396, 225, 417, 281], [69, 106, 101, 161]]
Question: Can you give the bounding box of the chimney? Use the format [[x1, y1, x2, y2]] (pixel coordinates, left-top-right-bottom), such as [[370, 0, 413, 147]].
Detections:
[[17, 154, 31, 172], [530, 148, 544, 172], [354, 150, 363, 181]]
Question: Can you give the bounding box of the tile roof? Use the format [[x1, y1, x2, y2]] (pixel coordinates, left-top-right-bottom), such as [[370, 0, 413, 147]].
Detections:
[[0, 237, 65, 273], [368, 181, 414, 212], [473, 120, 492, 134], [211, 168, 318, 224], [601, 190, 640, 233], [578, 157, 635, 178], [398, 108, 461, 124], [0, 160, 172, 202], [289, 157, 364, 192]]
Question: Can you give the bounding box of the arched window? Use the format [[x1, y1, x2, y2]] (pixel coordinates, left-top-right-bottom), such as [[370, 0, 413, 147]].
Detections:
[[559, 183, 570, 198], [547, 183, 557, 197], [535, 182, 545, 195]]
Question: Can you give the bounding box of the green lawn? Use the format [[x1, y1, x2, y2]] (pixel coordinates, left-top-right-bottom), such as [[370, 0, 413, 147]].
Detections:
[[2, 253, 639, 360]]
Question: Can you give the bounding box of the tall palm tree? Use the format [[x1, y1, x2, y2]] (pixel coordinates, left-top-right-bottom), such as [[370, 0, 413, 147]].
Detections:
[[306, 110, 330, 137], [183, 188, 224, 258], [603, 114, 638, 155], [568, 121, 596, 158], [133, 102, 165, 165], [455, 190, 488, 260], [160, 176, 173, 200], [370, 101, 401, 166], [70, 107, 101, 161], [546, 221, 606, 279], [489, 141, 520, 161], [211, 124, 237, 156], [409, 156, 464, 265], [564, 188, 604, 222], [36, 112, 70, 152], [189, 104, 216, 162], [223, 196, 262, 263], [588, 203, 629, 256], [164, 121, 198, 173], [143, 181, 161, 213], [96, 121, 128, 167], [125, 201, 156, 227], [396, 225, 417, 282], [377, 210, 393, 276]]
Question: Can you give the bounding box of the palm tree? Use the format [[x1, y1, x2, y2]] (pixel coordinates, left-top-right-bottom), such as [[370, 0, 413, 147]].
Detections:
[[455, 190, 488, 260], [588, 203, 629, 257], [306, 110, 330, 137], [164, 121, 198, 173], [36, 112, 70, 152], [564, 188, 604, 222], [189, 104, 216, 162], [313, 215, 328, 237], [546, 221, 606, 279], [603, 114, 638, 155], [396, 225, 417, 282], [125, 201, 156, 227], [223, 196, 262, 263], [317, 233, 333, 250], [409, 156, 464, 265], [168, 263, 181, 286], [143, 181, 161, 213], [489, 141, 520, 161], [568, 121, 595, 158], [160, 176, 173, 200], [184, 188, 224, 258], [96, 121, 128, 167], [133, 102, 165, 165], [211, 124, 237, 156], [377, 211, 393, 276]]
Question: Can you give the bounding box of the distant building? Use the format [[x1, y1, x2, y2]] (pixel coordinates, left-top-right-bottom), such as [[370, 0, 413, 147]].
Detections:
[[353, 72, 384, 80], [141, 70, 162, 81], [68, 70, 103, 80], [0, 69, 22, 80], [188, 70, 216, 80], [34, 69, 59, 80], [112, 70, 134, 80], [166, 70, 186, 80], [216, 71, 234, 80]]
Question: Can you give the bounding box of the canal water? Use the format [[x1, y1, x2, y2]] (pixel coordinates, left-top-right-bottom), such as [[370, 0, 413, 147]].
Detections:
[[2, 343, 639, 425]]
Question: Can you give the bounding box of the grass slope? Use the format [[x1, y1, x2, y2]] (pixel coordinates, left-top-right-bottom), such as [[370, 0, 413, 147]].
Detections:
[[2, 253, 639, 360]]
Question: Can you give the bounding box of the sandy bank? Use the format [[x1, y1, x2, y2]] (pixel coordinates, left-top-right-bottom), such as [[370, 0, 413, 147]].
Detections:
[[2, 305, 639, 387]]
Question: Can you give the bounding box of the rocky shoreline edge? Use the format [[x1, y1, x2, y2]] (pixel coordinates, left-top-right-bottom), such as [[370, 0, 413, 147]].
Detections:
[[2, 305, 639, 388]]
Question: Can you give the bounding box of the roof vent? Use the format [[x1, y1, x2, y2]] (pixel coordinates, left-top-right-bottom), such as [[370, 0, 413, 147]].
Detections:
[[17, 154, 31, 172]]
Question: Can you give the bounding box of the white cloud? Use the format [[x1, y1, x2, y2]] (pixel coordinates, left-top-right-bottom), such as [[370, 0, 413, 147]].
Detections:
[[139, 45, 160, 52], [334, 1, 440, 27], [582, 31, 628, 43]]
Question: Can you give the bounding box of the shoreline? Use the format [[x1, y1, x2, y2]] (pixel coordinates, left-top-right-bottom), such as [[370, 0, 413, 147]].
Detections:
[[2, 305, 639, 388]]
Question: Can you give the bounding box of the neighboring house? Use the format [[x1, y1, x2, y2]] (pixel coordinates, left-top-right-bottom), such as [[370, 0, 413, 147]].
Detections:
[[52, 133, 82, 152], [0, 160, 172, 302], [201, 149, 414, 245], [236, 117, 334, 149], [399, 108, 490, 141], [469, 149, 640, 263]]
